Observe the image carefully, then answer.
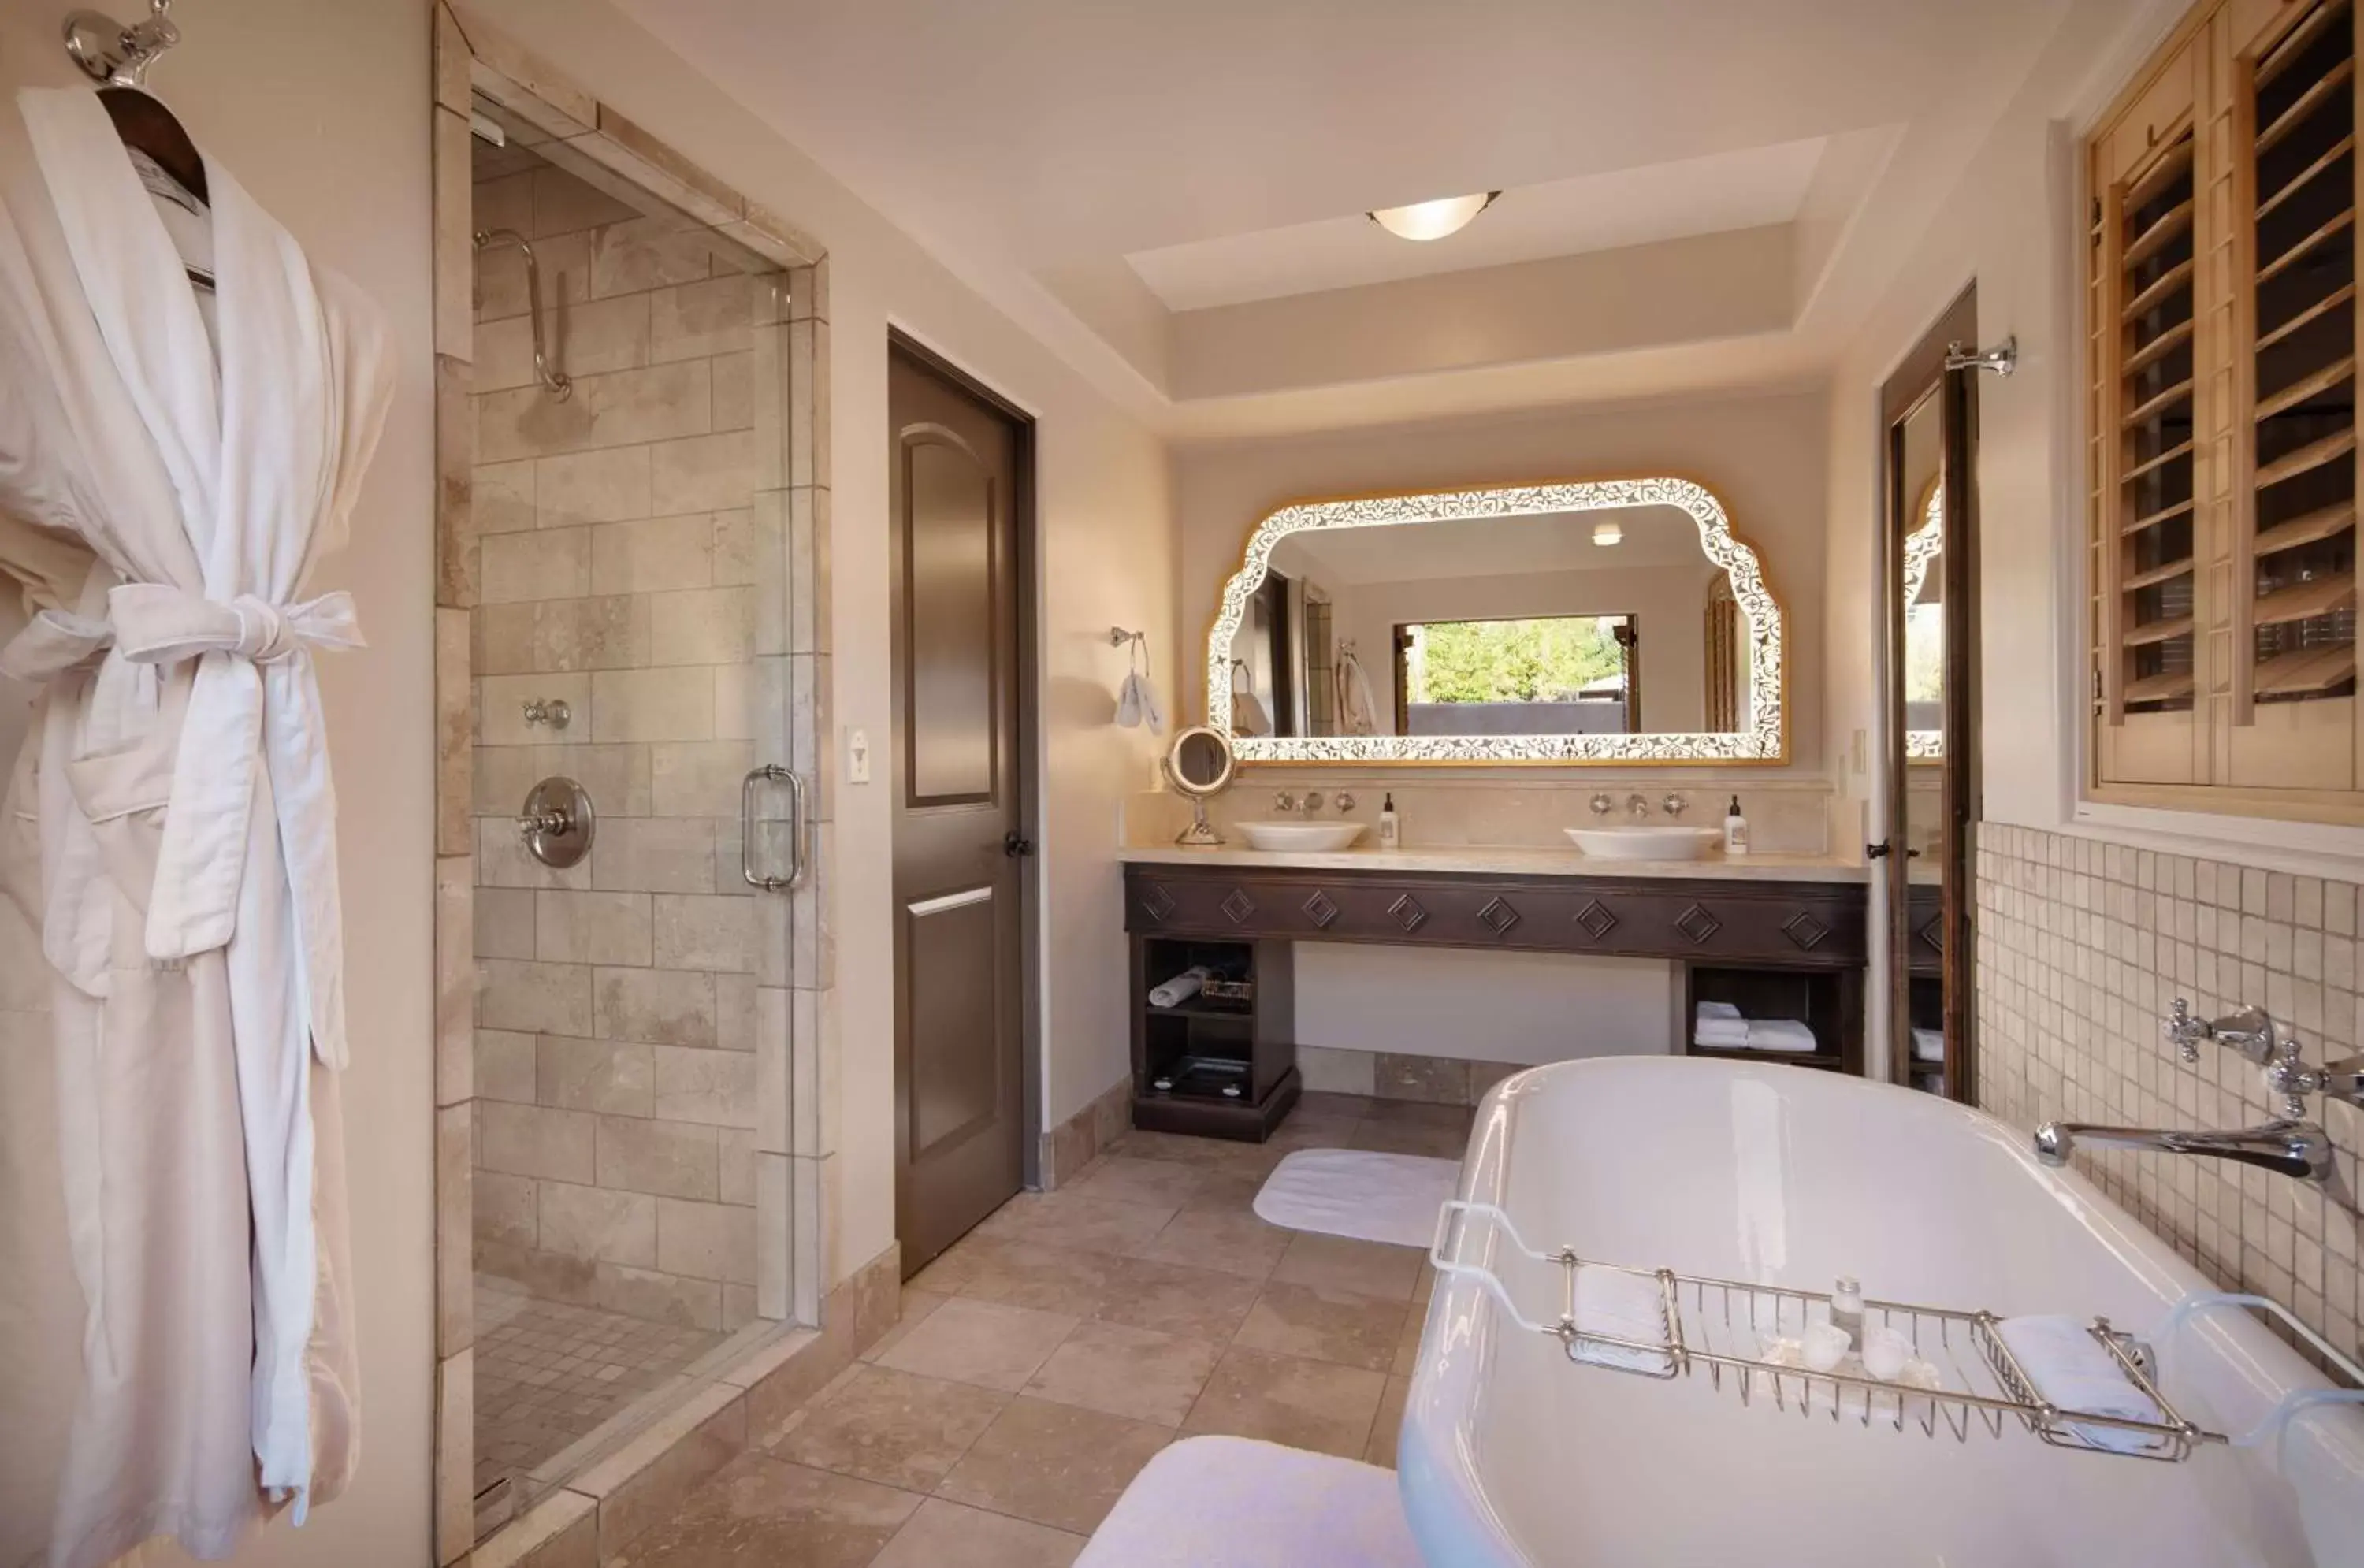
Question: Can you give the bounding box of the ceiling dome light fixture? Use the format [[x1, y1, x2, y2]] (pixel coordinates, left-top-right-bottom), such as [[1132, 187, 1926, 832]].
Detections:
[[1367, 191, 1500, 242], [1592, 522, 1623, 548]]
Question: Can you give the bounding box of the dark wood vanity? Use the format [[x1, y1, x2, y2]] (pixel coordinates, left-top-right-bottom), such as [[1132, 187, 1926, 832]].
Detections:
[[1125, 857, 1870, 1138]]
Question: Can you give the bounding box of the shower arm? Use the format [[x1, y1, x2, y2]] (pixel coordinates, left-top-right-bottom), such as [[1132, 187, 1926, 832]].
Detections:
[[473, 227, 573, 401]]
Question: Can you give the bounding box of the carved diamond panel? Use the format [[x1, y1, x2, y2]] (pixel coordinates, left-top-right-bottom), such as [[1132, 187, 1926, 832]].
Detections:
[[1302, 890, 1340, 929], [1915, 914, 1945, 954], [1574, 899, 1619, 940], [1674, 903, 1723, 945], [1388, 894, 1429, 934], [1782, 911, 1830, 951], [1220, 888, 1257, 925], [1139, 882, 1176, 923], [1478, 897, 1521, 936]]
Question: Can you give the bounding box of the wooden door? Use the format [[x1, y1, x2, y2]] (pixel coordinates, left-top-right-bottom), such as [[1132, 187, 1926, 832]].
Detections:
[[889, 342, 1029, 1274]]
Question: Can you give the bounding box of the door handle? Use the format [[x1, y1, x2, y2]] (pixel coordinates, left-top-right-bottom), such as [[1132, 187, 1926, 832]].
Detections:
[[742, 765, 808, 890], [1003, 830, 1035, 858], [1866, 840, 1891, 860]]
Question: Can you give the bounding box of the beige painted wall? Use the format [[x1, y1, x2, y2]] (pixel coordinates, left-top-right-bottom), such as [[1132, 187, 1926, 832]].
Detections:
[[0, 0, 440, 1559], [468, 0, 1176, 1285], [1174, 386, 1829, 775]]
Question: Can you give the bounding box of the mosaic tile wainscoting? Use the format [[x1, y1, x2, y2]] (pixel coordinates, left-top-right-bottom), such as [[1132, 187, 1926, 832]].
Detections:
[[1976, 823, 2364, 1359]]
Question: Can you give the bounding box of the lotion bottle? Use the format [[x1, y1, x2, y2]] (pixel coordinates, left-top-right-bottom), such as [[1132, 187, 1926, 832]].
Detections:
[[1722, 794, 1749, 856], [1831, 1276, 1865, 1352], [1378, 791, 1400, 849]]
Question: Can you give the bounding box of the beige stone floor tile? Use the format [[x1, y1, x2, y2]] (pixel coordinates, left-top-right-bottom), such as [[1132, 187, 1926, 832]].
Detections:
[[872, 1297, 1078, 1393], [994, 1190, 1180, 1255], [1355, 1100, 1474, 1132], [1181, 1345, 1385, 1460], [1234, 1280, 1411, 1372], [949, 1238, 1126, 1317], [1102, 1129, 1239, 1169], [1269, 1233, 1426, 1302], [1346, 1120, 1470, 1158], [1087, 1255, 1263, 1341], [766, 1365, 1009, 1491], [1020, 1320, 1223, 1427], [1126, 1205, 1291, 1280], [1065, 1154, 1207, 1208], [1366, 1375, 1412, 1468], [607, 1451, 918, 1567], [935, 1396, 1171, 1535], [857, 1290, 946, 1365], [1295, 1092, 1379, 1120], [1176, 1172, 1268, 1216], [1393, 1308, 1428, 1377], [869, 1498, 1084, 1568]]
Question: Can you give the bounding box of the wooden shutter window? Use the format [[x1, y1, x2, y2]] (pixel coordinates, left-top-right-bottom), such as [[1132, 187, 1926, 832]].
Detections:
[[2116, 126, 2204, 712], [2246, 0, 2359, 712]]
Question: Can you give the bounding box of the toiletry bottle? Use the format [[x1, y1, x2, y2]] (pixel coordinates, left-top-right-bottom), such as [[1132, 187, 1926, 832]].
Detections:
[[1831, 1276, 1864, 1352], [1378, 791, 1400, 849], [1723, 795, 1749, 856]]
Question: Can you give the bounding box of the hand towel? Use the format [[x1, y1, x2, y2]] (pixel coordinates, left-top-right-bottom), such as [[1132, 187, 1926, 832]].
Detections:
[[1912, 1027, 1945, 1063], [1692, 1021, 1750, 1048], [1336, 648, 1378, 736], [1148, 966, 1211, 1009], [1570, 1265, 1674, 1375], [1116, 668, 1165, 732], [1696, 1001, 1743, 1021], [1745, 1019, 1819, 1053], [1234, 690, 1272, 737], [1995, 1315, 2165, 1455]]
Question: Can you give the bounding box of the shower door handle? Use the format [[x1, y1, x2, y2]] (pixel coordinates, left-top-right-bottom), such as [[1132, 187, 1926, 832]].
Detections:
[[741, 765, 808, 891]]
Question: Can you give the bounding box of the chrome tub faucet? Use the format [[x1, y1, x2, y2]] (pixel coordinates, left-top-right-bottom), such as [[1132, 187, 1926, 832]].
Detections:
[[2035, 998, 2364, 1184]]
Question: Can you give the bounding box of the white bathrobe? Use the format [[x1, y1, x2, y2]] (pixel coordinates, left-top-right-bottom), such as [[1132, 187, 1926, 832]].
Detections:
[[0, 87, 391, 1566]]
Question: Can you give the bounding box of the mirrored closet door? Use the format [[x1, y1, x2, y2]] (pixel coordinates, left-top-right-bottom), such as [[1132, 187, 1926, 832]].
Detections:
[[1879, 289, 1981, 1098]]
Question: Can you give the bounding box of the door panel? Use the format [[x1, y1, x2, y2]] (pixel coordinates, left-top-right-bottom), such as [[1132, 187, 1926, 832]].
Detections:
[[890, 344, 1028, 1274]]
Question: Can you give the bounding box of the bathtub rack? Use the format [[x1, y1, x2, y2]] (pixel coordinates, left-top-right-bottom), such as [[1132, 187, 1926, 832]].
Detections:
[[1429, 1201, 2243, 1464]]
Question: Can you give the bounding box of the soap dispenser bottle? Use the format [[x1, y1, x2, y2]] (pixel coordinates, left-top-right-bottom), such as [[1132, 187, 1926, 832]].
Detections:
[[1831, 1276, 1864, 1352], [1378, 791, 1400, 849], [1723, 795, 1749, 856]]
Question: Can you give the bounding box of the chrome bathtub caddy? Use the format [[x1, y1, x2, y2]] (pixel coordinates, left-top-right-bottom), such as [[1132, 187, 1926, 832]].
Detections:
[[1429, 1200, 2363, 1464]]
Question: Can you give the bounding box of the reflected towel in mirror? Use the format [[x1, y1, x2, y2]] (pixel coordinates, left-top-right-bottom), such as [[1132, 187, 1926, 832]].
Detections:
[[1336, 646, 1377, 735]]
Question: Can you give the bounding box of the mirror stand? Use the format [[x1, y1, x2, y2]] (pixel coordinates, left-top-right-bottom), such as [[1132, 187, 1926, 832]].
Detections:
[[1176, 794, 1221, 846]]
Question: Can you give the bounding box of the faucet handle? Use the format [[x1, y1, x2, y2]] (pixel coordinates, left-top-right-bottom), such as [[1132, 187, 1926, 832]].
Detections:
[[1335, 792, 1356, 812], [1273, 790, 1297, 812], [2165, 998, 2202, 1063], [1589, 793, 1613, 816], [1662, 793, 1687, 818]]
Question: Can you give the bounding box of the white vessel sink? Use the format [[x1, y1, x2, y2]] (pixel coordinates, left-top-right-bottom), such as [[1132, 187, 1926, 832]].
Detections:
[[1236, 820, 1367, 852], [1563, 825, 1722, 860]]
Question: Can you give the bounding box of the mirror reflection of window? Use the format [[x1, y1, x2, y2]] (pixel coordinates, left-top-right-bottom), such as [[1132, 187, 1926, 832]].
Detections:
[[1393, 613, 1638, 736], [1228, 503, 1741, 740], [1903, 477, 1946, 760]]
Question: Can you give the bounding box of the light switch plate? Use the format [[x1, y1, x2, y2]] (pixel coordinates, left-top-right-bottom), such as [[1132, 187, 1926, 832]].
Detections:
[[846, 727, 872, 785]]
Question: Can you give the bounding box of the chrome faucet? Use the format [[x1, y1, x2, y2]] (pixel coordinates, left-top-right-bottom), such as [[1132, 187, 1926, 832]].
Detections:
[[1272, 790, 1324, 817], [2035, 999, 2364, 1184]]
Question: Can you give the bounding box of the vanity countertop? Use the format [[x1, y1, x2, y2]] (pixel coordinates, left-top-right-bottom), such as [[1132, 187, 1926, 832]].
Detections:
[[1118, 843, 1869, 883]]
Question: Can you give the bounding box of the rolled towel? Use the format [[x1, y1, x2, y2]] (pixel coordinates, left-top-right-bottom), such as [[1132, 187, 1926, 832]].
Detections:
[[1570, 1265, 1674, 1376], [1994, 1315, 2165, 1455], [1912, 1027, 1945, 1063], [1696, 1001, 1743, 1022], [1147, 966, 1211, 1009], [1745, 1019, 1819, 1053]]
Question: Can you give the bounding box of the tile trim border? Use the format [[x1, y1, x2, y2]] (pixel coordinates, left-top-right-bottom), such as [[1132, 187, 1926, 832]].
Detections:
[[1039, 1076, 1132, 1189]]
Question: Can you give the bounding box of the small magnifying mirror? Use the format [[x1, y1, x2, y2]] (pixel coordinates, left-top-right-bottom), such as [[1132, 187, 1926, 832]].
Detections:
[[1163, 725, 1236, 845]]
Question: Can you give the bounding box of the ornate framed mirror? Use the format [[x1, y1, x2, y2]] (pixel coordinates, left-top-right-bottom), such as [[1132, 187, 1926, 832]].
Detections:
[[1204, 476, 1786, 764]]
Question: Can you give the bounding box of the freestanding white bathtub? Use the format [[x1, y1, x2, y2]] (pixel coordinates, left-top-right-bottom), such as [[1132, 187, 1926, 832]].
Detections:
[[1400, 1057, 2364, 1566]]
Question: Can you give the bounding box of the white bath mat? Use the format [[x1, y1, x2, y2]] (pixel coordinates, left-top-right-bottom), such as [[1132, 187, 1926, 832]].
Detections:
[[1254, 1148, 1460, 1248], [1076, 1436, 1425, 1568]]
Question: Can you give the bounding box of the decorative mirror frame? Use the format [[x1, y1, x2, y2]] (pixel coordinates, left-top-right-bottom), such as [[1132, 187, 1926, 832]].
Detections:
[[1205, 476, 1787, 764], [1901, 477, 1945, 762]]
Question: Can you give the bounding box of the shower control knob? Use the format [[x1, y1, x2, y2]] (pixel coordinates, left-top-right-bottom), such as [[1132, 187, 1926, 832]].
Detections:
[[518, 776, 594, 869]]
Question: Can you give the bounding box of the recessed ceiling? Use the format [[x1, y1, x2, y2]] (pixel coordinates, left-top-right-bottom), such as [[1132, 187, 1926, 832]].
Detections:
[[1273, 506, 1710, 585], [618, 0, 2145, 436], [1128, 138, 1831, 313]]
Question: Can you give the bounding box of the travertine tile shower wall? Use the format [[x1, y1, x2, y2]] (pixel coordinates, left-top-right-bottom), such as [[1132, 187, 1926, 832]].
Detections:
[[466, 162, 771, 1333], [1977, 824, 2363, 1358]]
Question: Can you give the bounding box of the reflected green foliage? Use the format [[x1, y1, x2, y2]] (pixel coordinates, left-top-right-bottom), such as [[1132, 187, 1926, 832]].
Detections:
[[1409, 615, 1626, 704]]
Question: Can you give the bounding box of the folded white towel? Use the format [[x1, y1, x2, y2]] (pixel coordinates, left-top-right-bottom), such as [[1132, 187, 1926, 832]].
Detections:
[[1693, 1024, 1750, 1049], [1912, 1027, 1945, 1063], [1570, 1265, 1674, 1376], [1696, 1001, 1743, 1022], [1995, 1315, 2165, 1455], [1147, 966, 1210, 1009], [1115, 669, 1165, 733], [1746, 1019, 1819, 1053]]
